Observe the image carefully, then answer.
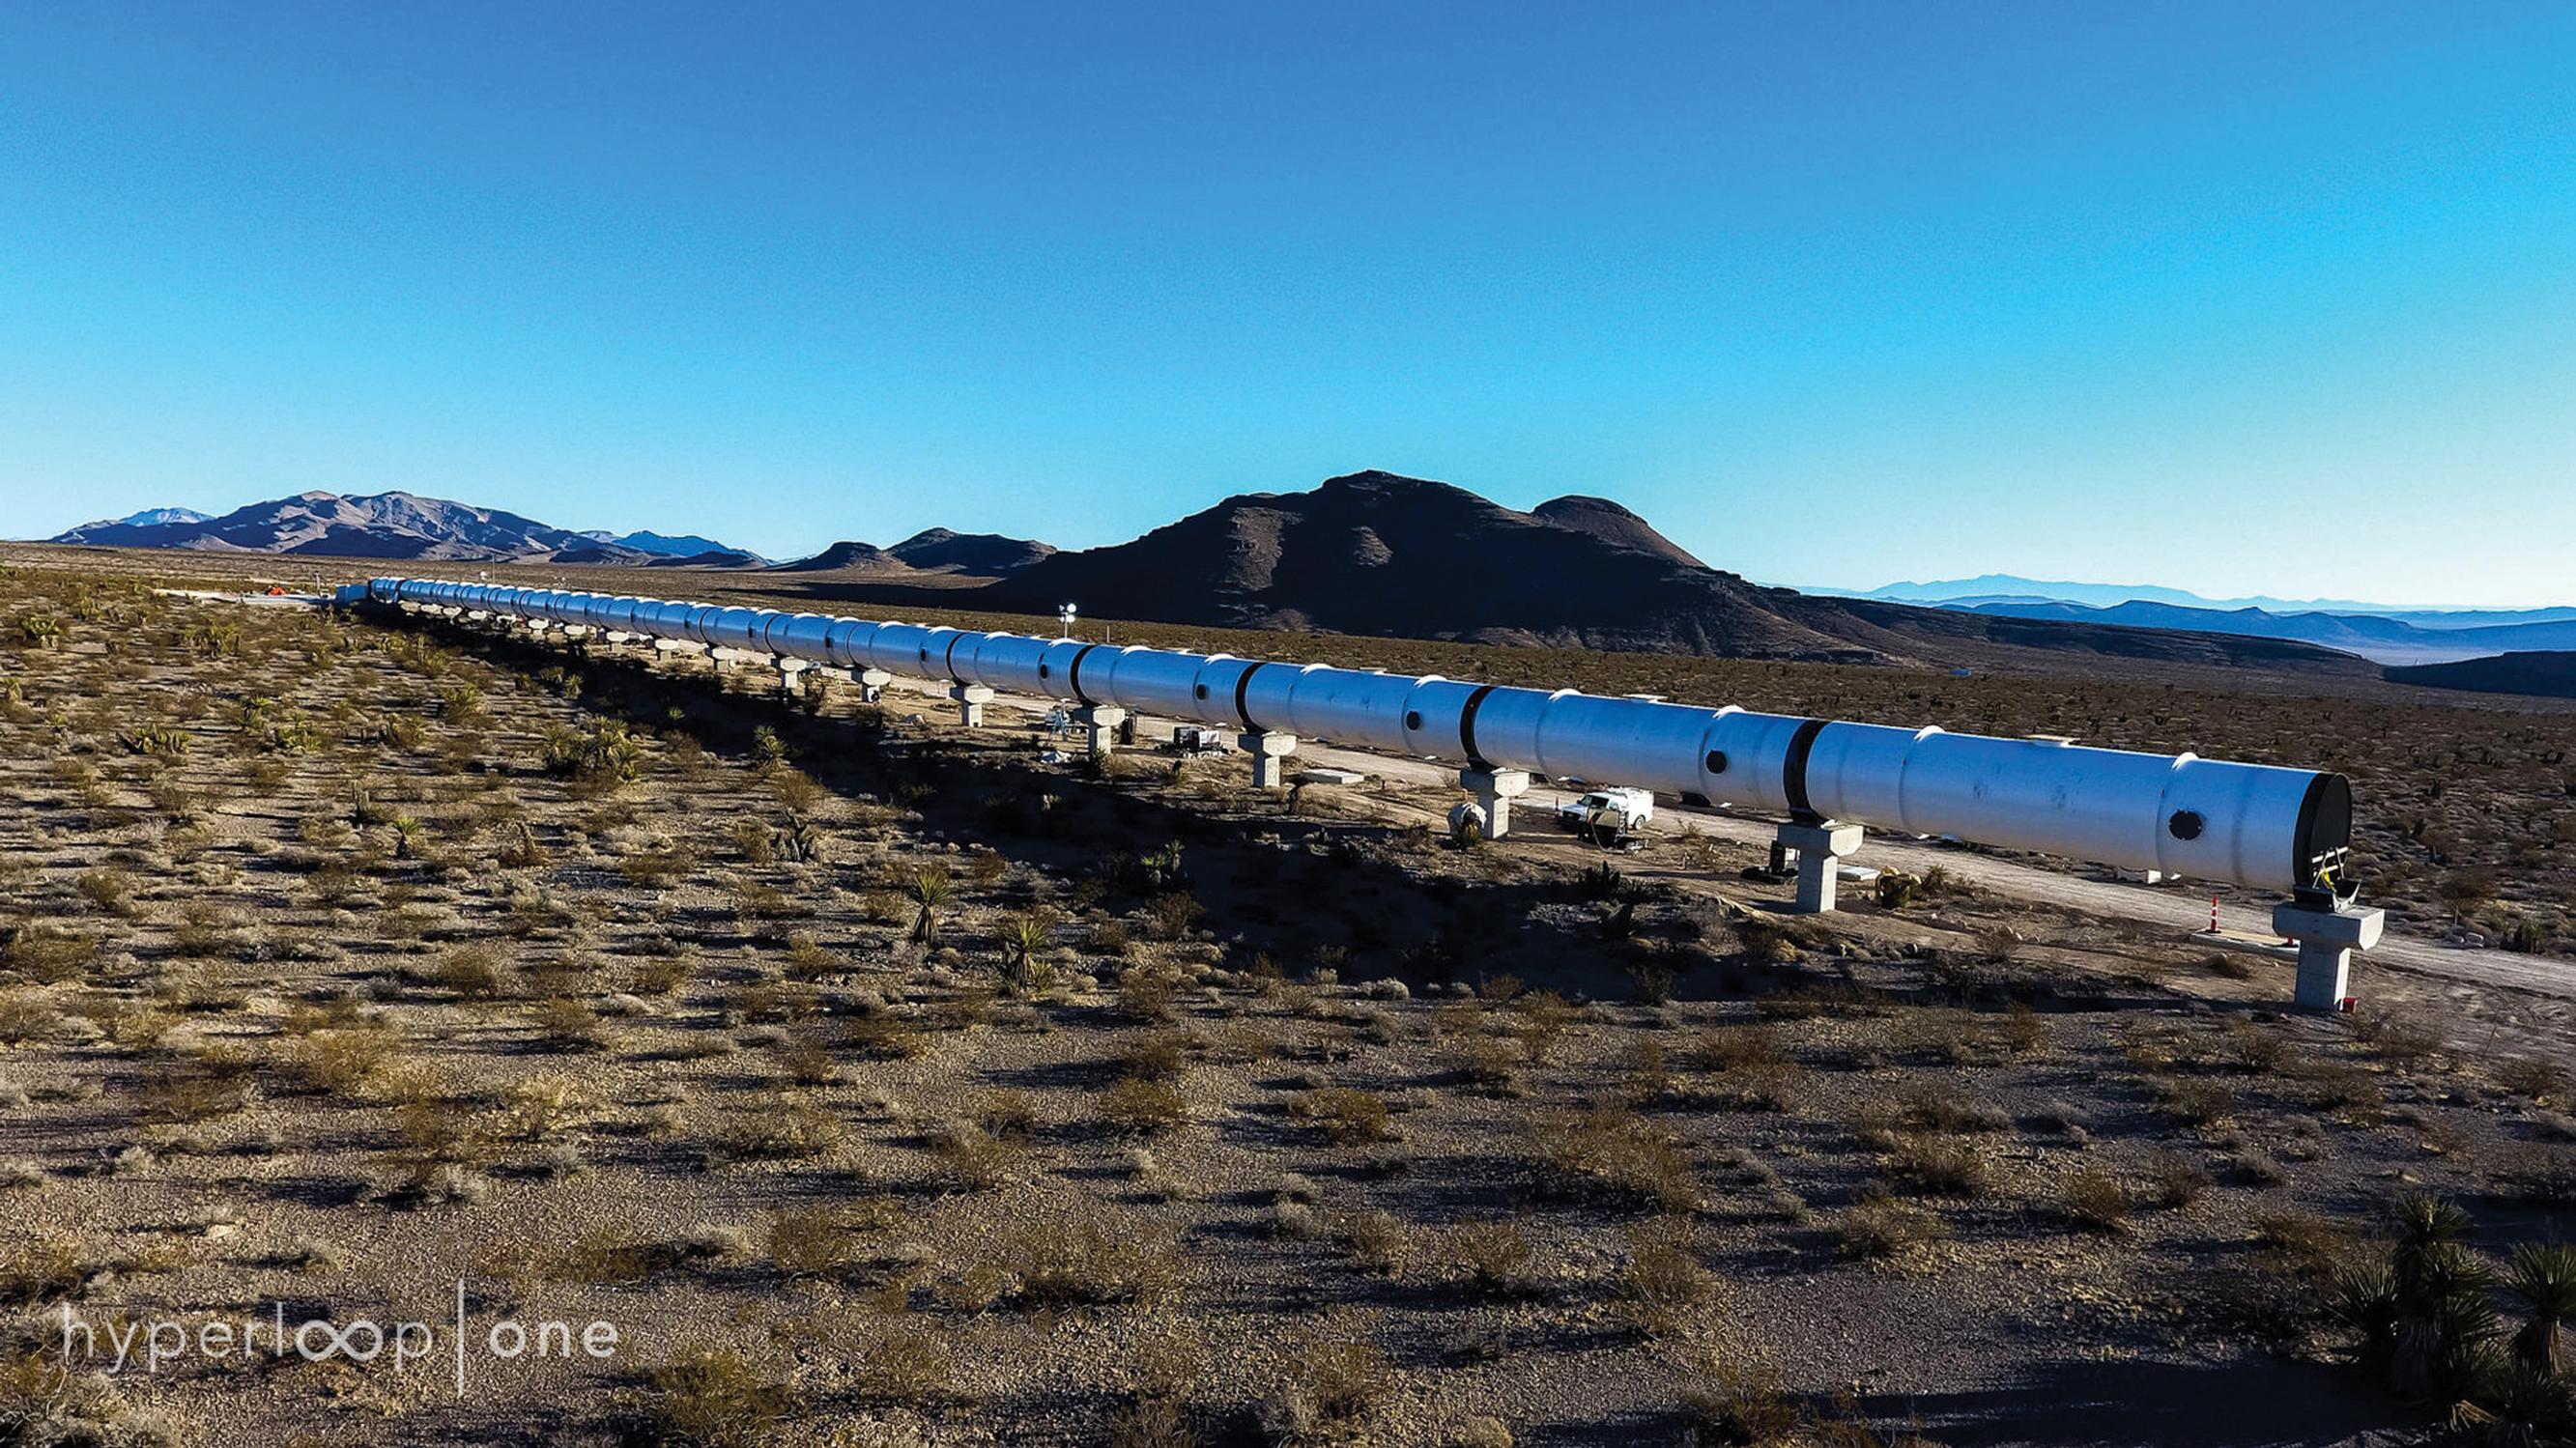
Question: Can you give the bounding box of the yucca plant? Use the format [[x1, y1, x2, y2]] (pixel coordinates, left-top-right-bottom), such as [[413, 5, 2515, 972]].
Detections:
[[908, 867, 952, 946], [2504, 1241, 2576, 1375], [2388, 1195, 2499, 1401], [1001, 908, 1059, 993]]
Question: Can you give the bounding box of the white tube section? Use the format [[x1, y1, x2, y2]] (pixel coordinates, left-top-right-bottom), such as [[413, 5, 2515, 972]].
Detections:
[[368, 579, 2353, 893]]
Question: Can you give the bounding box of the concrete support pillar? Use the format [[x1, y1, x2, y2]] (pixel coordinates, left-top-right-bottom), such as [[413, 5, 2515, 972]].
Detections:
[[2272, 899, 2384, 1012], [1073, 705, 1127, 757], [951, 683, 995, 727], [1238, 731, 1297, 790], [1775, 819, 1865, 914], [858, 667, 893, 703], [776, 659, 810, 699], [1459, 767, 1532, 839]]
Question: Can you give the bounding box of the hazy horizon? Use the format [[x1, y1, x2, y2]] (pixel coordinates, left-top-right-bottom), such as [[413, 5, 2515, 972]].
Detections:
[[5, 4, 2572, 606]]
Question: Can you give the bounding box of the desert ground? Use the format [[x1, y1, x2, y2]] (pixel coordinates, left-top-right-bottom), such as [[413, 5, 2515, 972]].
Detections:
[[4, 547, 2575, 1447]]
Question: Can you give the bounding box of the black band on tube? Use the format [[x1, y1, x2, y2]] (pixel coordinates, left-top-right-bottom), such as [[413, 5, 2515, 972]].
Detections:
[[1233, 662, 1269, 733], [1457, 684, 1500, 770], [1782, 718, 1828, 821], [1067, 643, 1102, 706]]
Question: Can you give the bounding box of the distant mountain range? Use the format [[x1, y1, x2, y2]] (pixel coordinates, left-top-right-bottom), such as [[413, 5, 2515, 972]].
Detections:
[[1843, 575, 2576, 667], [1861, 574, 2414, 613], [47, 494, 766, 566], [57, 478, 2562, 680]]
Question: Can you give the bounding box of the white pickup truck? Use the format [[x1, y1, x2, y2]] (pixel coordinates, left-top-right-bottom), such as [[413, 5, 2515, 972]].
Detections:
[[1557, 786, 1655, 834]]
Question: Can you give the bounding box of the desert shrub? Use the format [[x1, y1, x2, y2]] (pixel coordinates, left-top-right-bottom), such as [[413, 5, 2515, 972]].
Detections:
[[2059, 1167, 2131, 1233], [1005, 1211, 1178, 1308], [1101, 1077, 1189, 1134], [72, 867, 136, 917], [1896, 1082, 2009, 1134], [2149, 1150, 2213, 1208], [539, 721, 644, 785], [713, 1101, 848, 1162], [1836, 1198, 1948, 1263], [436, 945, 514, 1001], [1118, 1032, 1190, 1083], [1295, 1087, 1396, 1146], [845, 1318, 954, 1406], [142, 1048, 257, 1123], [1144, 891, 1203, 942], [633, 953, 693, 996], [0, 1233, 85, 1304], [1619, 1219, 1715, 1336], [645, 1346, 790, 1448], [976, 1091, 1037, 1142], [1262, 1320, 1392, 1438], [768, 1206, 869, 1279], [507, 1072, 595, 1138], [534, 997, 608, 1052], [2154, 1077, 2237, 1128], [292, 1028, 396, 1093], [1506, 990, 1576, 1064], [2, 925, 95, 984], [1117, 966, 1178, 1023], [617, 842, 697, 889], [1890, 1136, 1990, 1199], [1679, 1361, 1800, 1446], [169, 903, 243, 959], [1534, 1105, 1697, 1210], [927, 1121, 1020, 1190], [772, 1032, 841, 1087], [1448, 1219, 1532, 1296], [1439, 1031, 1522, 1094], [1337, 1209, 1406, 1277]]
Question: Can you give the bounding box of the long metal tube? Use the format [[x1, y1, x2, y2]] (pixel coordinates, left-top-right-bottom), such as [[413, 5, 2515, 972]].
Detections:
[[369, 577, 2353, 893]]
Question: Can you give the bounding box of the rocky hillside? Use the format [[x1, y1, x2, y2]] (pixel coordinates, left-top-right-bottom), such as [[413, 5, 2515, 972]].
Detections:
[[2387, 651, 2576, 699], [777, 529, 1055, 577]]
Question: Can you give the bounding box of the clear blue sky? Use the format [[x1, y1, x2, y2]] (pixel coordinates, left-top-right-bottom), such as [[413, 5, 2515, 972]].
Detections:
[[2, 2, 2570, 605]]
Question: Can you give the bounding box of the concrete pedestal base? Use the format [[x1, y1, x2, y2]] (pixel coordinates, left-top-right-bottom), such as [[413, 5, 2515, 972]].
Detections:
[[1775, 819, 1866, 914], [2273, 901, 2384, 1012], [858, 667, 892, 703], [951, 684, 995, 727], [776, 660, 810, 699], [1460, 767, 1532, 838], [1073, 705, 1127, 757], [1239, 731, 1297, 789]]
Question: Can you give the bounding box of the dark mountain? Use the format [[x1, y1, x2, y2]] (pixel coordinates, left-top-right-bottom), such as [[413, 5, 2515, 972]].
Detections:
[[886, 528, 1055, 575], [978, 470, 2372, 673], [1531, 496, 1704, 568], [1923, 598, 2576, 667], [2387, 652, 2576, 699]]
